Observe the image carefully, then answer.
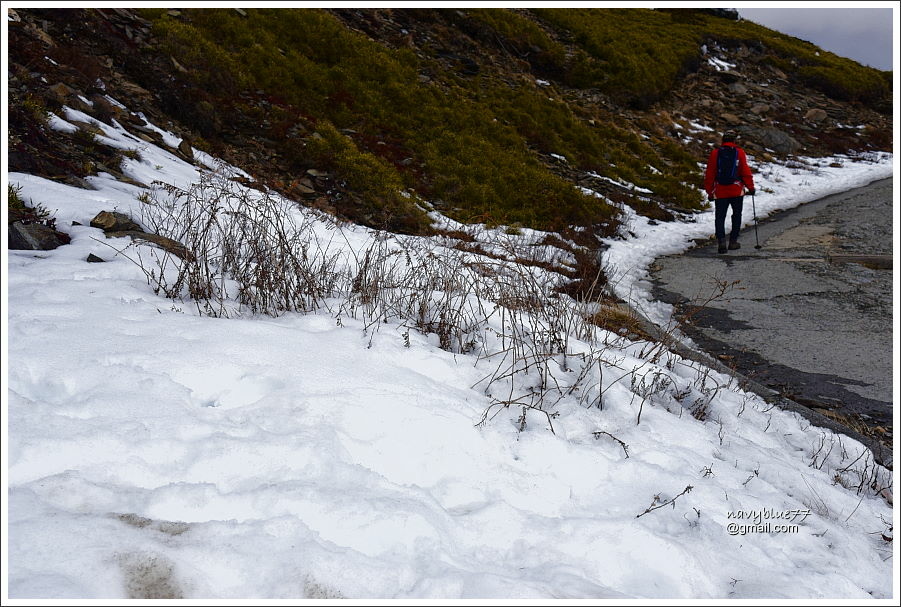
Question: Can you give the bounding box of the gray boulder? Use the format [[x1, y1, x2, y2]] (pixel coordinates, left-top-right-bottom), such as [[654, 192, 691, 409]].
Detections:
[[9, 221, 71, 250], [738, 126, 802, 155]]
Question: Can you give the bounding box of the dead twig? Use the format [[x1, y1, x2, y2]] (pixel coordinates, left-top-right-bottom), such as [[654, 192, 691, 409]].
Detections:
[[636, 485, 693, 518], [593, 430, 630, 458]]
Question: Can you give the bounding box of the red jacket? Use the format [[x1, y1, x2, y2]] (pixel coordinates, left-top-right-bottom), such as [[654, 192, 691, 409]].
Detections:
[[705, 142, 754, 199]]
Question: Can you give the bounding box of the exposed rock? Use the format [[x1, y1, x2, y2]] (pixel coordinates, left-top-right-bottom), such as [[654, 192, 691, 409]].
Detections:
[[177, 138, 194, 161], [750, 103, 770, 115], [120, 112, 149, 127], [88, 94, 124, 119], [117, 81, 155, 105], [60, 176, 96, 189], [805, 108, 828, 123], [738, 125, 801, 155], [90, 211, 194, 261], [48, 82, 77, 103], [69, 120, 105, 137], [23, 20, 54, 47], [716, 71, 741, 84], [113, 231, 196, 262], [87, 253, 105, 262], [728, 82, 748, 95], [721, 113, 742, 126], [9, 221, 71, 250], [131, 124, 165, 144], [90, 210, 144, 233]]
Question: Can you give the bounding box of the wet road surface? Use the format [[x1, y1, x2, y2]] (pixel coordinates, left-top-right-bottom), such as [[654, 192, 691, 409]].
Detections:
[[650, 178, 893, 448]]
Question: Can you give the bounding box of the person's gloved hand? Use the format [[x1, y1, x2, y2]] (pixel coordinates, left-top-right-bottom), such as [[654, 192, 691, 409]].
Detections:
[[747, 188, 756, 196], [708, 193, 715, 201]]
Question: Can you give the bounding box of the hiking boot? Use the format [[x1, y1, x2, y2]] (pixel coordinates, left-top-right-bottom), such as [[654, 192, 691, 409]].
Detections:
[[718, 239, 728, 254], [728, 240, 741, 250]]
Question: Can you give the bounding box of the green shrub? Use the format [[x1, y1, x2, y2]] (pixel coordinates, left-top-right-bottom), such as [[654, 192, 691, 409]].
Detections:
[[21, 94, 51, 127], [305, 121, 431, 233], [533, 8, 703, 108], [466, 9, 568, 75]]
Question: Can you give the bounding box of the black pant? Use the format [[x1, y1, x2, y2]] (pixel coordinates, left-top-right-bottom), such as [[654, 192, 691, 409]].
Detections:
[[715, 196, 743, 241]]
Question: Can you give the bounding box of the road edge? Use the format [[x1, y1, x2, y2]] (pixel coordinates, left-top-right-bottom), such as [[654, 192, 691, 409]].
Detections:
[[624, 303, 893, 470]]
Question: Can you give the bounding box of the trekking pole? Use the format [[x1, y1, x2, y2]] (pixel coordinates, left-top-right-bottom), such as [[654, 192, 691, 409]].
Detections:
[[751, 192, 761, 249]]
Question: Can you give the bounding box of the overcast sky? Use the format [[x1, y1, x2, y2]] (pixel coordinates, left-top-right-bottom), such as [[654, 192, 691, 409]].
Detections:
[[738, 7, 895, 71]]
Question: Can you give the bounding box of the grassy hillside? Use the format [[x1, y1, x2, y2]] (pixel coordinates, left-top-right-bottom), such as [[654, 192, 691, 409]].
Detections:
[[9, 7, 890, 241], [533, 8, 891, 110], [135, 7, 890, 236], [139, 8, 706, 234]]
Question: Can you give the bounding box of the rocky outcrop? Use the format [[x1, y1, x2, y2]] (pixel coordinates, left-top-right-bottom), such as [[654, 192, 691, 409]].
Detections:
[[9, 221, 71, 251], [737, 125, 802, 155], [90, 211, 195, 261], [90, 210, 144, 233], [804, 108, 829, 123], [123, 232, 196, 262], [177, 138, 194, 161]]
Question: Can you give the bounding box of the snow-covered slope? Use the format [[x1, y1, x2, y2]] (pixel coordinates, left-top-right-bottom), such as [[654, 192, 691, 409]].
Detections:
[[3, 108, 895, 599]]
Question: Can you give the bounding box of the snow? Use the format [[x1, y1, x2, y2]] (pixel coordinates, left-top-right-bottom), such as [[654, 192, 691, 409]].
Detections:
[[689, 120, 714, 132], [3, 108, 896, 600], [586, 170, 654, 195], [707, 57, 736, 72]]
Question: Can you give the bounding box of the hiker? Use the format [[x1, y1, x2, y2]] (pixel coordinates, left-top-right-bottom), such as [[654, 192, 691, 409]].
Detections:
[[705, 131, 755, 254]]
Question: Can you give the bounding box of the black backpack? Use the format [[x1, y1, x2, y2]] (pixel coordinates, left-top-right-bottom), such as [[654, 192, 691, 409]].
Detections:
[[715, 145, 739, 185]]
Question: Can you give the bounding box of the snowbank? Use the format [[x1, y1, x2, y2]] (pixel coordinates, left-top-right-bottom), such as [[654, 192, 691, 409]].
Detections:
[[3, 108, 894, 600]]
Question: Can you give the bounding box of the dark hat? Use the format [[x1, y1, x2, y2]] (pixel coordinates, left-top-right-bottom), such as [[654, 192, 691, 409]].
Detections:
[[722, 130, 737, 143]]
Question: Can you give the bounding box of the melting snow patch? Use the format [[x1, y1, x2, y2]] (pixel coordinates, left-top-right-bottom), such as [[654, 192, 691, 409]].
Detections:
[[707, 57, 735, 71], [689, 120, 714, 132]]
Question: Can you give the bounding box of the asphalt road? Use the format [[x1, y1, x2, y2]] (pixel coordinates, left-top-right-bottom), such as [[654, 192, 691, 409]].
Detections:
[[650, 178, 893, 446]]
